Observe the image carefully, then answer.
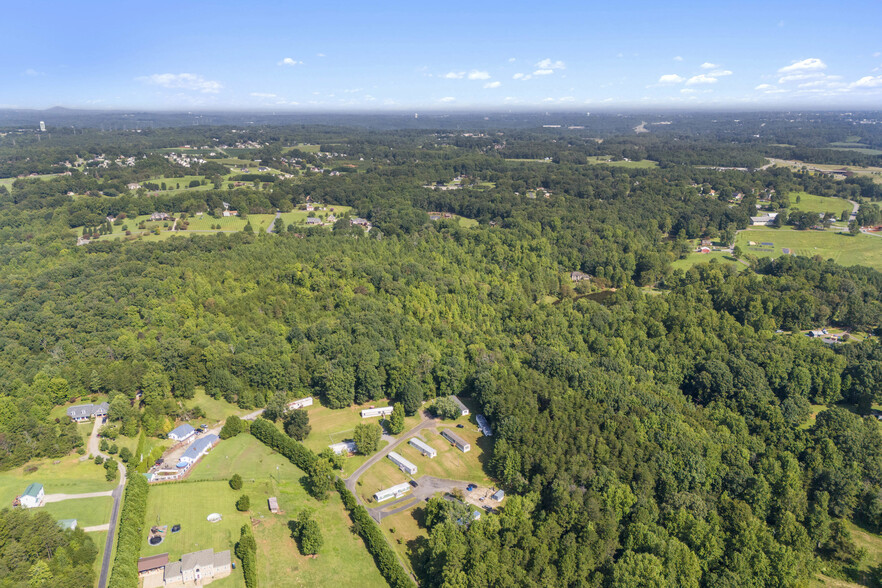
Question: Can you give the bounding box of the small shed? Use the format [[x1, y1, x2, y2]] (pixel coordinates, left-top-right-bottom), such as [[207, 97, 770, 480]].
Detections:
[[268, 497, 280, 514], [492, 489, 505, 501]]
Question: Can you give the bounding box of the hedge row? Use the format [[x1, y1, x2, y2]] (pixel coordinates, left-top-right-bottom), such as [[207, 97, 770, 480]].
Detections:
[[235, 524, 258, 588], [249, 418, 316, 471], [108, 473, 149, 588], [335, 479, 415, 588]]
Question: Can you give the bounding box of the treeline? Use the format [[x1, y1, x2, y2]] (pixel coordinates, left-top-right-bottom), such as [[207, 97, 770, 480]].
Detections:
[[235, 524, 258, 588], [335, 479, 415, 587], [108, 473, 148, 588], [0, 508, 98, 588]]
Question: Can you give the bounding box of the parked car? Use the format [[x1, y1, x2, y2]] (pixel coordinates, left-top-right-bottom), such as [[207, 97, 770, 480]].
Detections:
[[466, 484, 476, 491], [456, 424, 464, 428], [409, 480, 419, 487]]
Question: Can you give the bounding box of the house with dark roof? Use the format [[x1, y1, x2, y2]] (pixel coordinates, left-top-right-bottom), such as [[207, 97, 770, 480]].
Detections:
[[138, 553, 170, 577], [66, 403, 109, 423]]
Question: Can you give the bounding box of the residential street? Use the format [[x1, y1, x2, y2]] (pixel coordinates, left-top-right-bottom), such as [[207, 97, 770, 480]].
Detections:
[[87, 418, 127, 588]]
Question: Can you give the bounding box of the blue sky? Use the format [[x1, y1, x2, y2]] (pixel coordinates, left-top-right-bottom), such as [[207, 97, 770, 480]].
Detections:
[[4, 0, 882, 110]]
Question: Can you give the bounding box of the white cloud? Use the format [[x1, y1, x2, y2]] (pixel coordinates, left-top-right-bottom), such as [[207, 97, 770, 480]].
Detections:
[[439, 96, 456, 102], [23, 68, 43, 77], [535, 58, 565, 70], [851, 75, 882, 88], [673, 56, 683, 61], [874, 52, 881, 58], [658, 74, 685, 84], [700, 62, 719, 69], [542, 97, 556, 102], [484, 81, 501, 88], [686, 74, 718, 85], [278, 57, 304, 66], [559, 96, 575, 102], [680, 88, 696, 94], [533, 69, 554, 76], [755, 84, 773, 90], [316, 53, 326, 58], [468, 70, 491, 80], [513, 72, 532, 80], [778, 58, 826, 74], [250, 92, 277, 98], [138, 73, 222, 93], [709, 69, 732, 77], [444, 71, 465, 79]]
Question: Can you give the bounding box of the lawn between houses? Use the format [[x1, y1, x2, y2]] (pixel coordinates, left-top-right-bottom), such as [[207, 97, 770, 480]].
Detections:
[[141, 433, 385, 587]]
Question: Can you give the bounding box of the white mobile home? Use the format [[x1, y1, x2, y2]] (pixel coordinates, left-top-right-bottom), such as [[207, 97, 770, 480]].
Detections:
[[19, 483, 44, 508], [449, 396, 470, 416], [441, 429, 471, 453], [374, 482, 412, 503], [388, 451, 418, 475], [408, 437, 437, 458], [361, 406, 394, 419], [329, 440, 358, 455], [287, 396, 314, 410]]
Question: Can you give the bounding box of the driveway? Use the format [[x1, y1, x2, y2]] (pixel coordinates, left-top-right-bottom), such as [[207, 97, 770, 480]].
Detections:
[[43, 490, 113, 503], [88, 418, 127, 588], [344, 413, 439, 498], [366, 476, 471, 522]]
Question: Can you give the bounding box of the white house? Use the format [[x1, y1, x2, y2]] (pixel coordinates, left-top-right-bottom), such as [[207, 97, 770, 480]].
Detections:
[[361, 406, 394, 419], [374, 482, 412, 503], [408, 438, 437, 458], [163, 548, 231, 586], [19, 483, 44, 508], [176, 435, 219, 468], [750, 212, 779, 226], [449, 396, 470, 416], [168, 424, 196, 443], [388, 451, 418, 475], [287, 396, 314, 410], [329, 440, 357, 455]]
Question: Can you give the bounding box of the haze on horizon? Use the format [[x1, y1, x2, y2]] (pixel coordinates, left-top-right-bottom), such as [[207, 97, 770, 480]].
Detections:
[[4, 0, 882, 111]]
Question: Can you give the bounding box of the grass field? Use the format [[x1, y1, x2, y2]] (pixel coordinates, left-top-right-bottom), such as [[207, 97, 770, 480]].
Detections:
[[142, 434, 385, 587], [43, 496, 114, 527], [586, 156, 658, 168], [379, 506, 428, 575], [788, 191, 854, 216], [670, 250, 742, 271], [183, 389, 249, 425], [0, 455, 117, 508], [736, 227, 882, 271], [396, 426, 492, 485]]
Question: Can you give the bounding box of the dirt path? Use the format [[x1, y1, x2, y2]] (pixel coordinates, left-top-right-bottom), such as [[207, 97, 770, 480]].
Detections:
[[83, 523, 110, 532]]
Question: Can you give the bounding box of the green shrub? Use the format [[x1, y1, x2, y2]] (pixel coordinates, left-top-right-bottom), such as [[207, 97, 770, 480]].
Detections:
[[230, 474, 243, 490], [235, 524, 258, 588], [236, 495, 250, 512]]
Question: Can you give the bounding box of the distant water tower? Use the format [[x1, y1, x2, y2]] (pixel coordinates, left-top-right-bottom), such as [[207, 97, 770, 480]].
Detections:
[[414, 113, 418, 119], [39, 121, 46, 132]]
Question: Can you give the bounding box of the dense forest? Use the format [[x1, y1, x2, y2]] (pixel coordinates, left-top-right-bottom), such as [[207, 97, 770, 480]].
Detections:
[[2, 113, 882, 586]]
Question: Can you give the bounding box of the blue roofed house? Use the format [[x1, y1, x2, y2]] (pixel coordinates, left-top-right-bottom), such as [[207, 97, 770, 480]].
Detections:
[[176, 434, 219, 469], [20, 483, 44, 508], [168, 424, 196, 443]]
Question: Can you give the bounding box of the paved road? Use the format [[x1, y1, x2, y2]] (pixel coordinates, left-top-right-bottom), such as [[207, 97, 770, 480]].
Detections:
[[88, 418, 127, 588], [241, 407, 266, 421], [267, 211, 281, 234], [848, 199, 860, 219], [43, 490, 114, 503], [367, 476, 471, 521], [344, 413, 439, 498]]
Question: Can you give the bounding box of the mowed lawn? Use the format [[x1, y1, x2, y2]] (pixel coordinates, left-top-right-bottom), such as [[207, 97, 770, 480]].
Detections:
[[379, 506, 428, 575], [143, 434, 385, 587], [0, 456, 116, 508], [396, 426, 492, 485], [736, 227, 882, 271], [787, 191, 854, 216], [43, 496, 114, 527]]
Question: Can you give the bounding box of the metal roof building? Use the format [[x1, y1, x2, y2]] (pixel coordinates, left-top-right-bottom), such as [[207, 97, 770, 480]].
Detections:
[[168, 423, 196, 442], [476, 414, 493, 437], [287, 396, 314, 410], [408, 437, 437, 458], [177, 434, 219, 467], [441, 429, 471, 453], [361, 406, 394, 418], [374, 482, 412, 503], [449, 396, 470, 416], [329, 440, 358, 455], [388, 451, 418, 475]]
